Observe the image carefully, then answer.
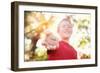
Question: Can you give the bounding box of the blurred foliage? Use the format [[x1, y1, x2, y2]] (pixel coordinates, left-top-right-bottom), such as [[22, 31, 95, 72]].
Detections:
[[80, 54, 91, 59], [73, 19, 90, 30], [78, 36, 91, 49], [34, 48, 48, 61], [73, 15, 91, 59], [24, 11, 55, 61]]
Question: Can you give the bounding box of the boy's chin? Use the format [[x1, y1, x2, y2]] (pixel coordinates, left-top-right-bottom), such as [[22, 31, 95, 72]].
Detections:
[[64, 34, 71, 38]]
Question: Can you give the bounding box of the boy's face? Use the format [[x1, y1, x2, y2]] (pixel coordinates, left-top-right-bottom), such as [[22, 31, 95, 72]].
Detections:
[[58, 20, 73, 39]]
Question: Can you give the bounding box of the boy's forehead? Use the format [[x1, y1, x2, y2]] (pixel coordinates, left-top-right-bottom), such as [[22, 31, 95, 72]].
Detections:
[[59, 19, 72, 26]]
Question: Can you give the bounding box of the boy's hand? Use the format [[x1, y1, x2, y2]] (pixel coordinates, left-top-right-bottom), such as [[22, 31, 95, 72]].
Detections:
[[43, 31, 59, 50]]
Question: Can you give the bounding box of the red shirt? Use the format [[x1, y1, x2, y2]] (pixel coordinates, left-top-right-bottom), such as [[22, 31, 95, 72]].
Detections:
[[48, 41, 77, 60]]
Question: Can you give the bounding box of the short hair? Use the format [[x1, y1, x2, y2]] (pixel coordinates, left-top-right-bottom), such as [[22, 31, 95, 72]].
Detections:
[[57, 16, 73, 32], [59, 16, 72, 25]]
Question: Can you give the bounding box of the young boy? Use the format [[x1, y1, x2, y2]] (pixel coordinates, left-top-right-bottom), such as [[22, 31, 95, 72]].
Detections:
[[44, 16, 77, 60]]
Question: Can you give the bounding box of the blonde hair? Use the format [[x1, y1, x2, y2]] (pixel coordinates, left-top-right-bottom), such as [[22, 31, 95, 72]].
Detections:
[[57, 16, 73, 32], [59, 16, 72, 25]]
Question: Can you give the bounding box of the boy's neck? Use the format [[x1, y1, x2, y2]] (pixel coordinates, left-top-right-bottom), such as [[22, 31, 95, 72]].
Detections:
[[62, 38, 69, 43]]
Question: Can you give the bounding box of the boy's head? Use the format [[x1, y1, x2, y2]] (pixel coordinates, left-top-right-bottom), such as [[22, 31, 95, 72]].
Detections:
[[57, 16, 73, 40]]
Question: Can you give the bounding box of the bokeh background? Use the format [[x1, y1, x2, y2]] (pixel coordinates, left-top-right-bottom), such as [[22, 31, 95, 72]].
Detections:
[[24, 11, 92, 61]]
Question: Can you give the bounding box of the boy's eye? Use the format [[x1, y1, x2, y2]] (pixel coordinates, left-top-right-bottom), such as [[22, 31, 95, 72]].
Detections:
[[62, 25, 67, 28]]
